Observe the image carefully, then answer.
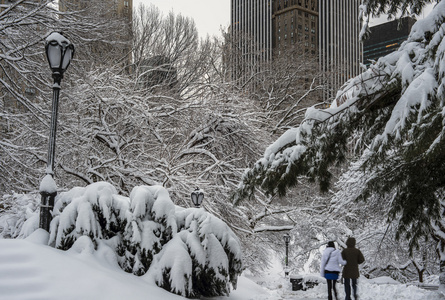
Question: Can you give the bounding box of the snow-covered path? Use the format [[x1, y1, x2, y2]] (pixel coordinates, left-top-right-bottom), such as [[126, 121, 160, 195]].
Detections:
[[0, 232, 443, 300], [225, 255, 444, 300], [231, 274, 443, 300]]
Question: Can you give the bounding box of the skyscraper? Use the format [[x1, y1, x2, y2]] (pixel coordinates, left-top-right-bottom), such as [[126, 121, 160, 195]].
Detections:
[[59, 0, 132, 21], [59, 0, 133, 68], [363, 17, 416, 67], [272, 0, 318, 54], [230, 0, 362, 94], [230, 0, 273, 83], [319, 1, 362, 95]]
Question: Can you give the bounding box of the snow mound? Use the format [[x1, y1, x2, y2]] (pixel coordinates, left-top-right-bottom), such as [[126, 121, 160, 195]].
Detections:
[[13, 182, 244, 298]]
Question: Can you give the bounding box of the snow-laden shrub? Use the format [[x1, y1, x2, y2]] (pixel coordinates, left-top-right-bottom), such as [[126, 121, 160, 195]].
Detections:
[[121, 185, 177, 275], [175, 207, 243, 297], [0, 193, 39, 238], [25, 182, 242, 298], [49, 182, 128, 250]]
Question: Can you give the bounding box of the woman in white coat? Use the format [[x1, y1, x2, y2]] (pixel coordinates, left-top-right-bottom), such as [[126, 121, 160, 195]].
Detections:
[[320, 241, 347, 300]]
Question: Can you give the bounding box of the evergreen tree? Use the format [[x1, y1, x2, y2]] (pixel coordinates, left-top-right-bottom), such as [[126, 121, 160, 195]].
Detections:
[[235, 0, 445, 290]]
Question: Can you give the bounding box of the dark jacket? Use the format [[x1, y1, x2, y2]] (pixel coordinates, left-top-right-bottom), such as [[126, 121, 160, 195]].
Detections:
[[341, 237, 365, 279]]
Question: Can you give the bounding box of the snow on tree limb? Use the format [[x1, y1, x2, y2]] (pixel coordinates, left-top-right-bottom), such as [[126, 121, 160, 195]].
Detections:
[[234, 1, 445, 254], [235, 0, 445, 201]]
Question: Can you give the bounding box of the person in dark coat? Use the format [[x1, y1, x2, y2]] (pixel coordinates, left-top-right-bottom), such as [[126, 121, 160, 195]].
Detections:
[[341, 237, 365, 300]]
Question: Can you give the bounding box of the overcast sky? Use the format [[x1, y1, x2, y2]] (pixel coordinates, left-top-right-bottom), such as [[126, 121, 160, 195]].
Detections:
[[370, 3, 434, 26], [133, 0, 230, 38]]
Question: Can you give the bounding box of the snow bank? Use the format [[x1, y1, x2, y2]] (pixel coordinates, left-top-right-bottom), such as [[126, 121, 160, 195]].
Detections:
[[12, 182, 243, 298]]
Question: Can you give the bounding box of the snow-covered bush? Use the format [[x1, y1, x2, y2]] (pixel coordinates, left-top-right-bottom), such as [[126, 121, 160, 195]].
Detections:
[[121, 185, 176, 276], [174, 207, 243, 297], [49, 182, 129, 250], [17, 182, 243, 298], [0, 193, 39, 238]]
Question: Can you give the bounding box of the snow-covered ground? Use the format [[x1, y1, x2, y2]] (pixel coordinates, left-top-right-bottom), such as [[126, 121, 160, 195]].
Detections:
[[0, 230, 443, 300], [242, 256, 443, 300]]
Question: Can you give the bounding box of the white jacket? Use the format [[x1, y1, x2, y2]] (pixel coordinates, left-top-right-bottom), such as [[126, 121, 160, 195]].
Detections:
[[320, 247, 346, 277]]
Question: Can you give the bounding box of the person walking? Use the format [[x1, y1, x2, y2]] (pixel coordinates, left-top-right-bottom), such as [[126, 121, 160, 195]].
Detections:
[[320, 241, 346, 300], [341, 237, 365, 300]]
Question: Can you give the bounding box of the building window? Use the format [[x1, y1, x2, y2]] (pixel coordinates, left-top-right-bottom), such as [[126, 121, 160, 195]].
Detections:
[[124, 1, 129, 7]]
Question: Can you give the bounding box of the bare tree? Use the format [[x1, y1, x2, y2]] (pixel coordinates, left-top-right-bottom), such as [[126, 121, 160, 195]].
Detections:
[[131, 4, 217, 98], [1, 1, 367, 279], [0, 0, 132, 193]]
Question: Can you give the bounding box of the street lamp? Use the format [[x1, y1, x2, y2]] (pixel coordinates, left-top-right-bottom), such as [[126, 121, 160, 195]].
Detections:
[[39, 32, 74, 232], [191, 187, 204, 208], [284, 233, 291, 276]]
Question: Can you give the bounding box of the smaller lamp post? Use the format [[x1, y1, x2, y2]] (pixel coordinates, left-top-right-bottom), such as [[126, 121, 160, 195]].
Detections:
[[284, 233, 291, 276], [39, 32, 74, 232], [191, 187, 204, 208]]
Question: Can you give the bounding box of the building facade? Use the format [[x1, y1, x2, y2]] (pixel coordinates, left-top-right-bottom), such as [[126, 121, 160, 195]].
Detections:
[[272, 0, 318, 55], [363, 17, 416, 67], [230, 0, 273, 83], [230, 0, 362, 94], [59, 0, 133, 69], [59, 0, 132, 20], [319, 0, 362, 96]]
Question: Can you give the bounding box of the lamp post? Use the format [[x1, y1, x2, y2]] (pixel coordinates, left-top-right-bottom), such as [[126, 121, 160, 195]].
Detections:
[[191, 187, 204, 208], [39, 32, 74, 232], [284, 233, 291, 276]]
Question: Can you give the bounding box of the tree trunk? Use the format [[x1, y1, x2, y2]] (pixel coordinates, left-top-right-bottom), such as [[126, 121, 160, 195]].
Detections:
[[433, 199, 445, 294], [418, 269, 424, 283], [439, 259, 445, 294]]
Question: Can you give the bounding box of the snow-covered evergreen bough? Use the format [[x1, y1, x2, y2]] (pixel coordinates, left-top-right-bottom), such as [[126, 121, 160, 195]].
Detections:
[[19, 182, 242, 298], [234, 0, 445, 292]]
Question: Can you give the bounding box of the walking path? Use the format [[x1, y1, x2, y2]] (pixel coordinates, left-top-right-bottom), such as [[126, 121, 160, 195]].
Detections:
[[238, 262, 444, 300]]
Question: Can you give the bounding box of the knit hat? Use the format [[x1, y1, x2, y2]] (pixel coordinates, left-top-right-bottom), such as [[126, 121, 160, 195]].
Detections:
[[346, 237, 356, 248]]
